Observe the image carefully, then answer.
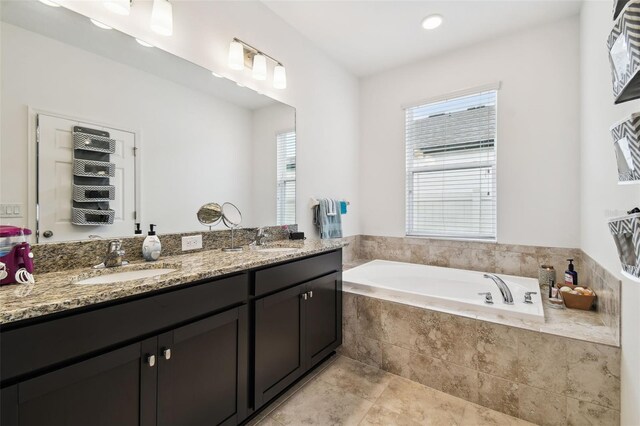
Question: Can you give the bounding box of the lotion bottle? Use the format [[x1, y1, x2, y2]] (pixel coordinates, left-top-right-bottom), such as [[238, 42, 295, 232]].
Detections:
[[142, 224, 161, 261], [564, 259, 578, 286]]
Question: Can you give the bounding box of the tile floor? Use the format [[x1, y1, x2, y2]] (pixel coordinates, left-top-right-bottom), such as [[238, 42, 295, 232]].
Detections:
[[249, 355, 535, 426]]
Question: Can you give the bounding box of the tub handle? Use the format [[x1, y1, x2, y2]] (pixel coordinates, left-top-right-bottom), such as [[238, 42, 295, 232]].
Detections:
[[524, 291, 537, 304], [478, 292, 494, 304]]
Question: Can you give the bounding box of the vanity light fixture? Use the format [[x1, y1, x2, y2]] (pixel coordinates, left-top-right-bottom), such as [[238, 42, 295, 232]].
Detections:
[[228, 38, 287, 89], [228, 40, 245, 70], [150, 0, 173, 36], [422, 14, 443, 30], [38, 0, 60, 7], [273, 64, 287, 89], [90, 18, 113, 30], [104, 0, 131, 16], [135, 39, 153, 47]]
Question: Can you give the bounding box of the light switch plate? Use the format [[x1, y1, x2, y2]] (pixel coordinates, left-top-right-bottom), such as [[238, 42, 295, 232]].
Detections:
[[182, 234, 203, 251], [0, 203, 24, 218]]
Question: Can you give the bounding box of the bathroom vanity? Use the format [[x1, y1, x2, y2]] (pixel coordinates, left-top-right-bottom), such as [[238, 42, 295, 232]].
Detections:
[[0, 247, 343, 426]]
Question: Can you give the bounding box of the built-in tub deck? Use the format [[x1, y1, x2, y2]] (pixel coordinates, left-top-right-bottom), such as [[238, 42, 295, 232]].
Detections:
[[344, 259, 618, 347]]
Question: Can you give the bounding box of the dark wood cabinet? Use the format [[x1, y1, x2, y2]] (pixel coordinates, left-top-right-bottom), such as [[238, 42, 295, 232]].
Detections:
[[0, 249, 342, 426], [157, 306, 247, 426], [254, 271, 342, 409], [1, 338, 157, 426]]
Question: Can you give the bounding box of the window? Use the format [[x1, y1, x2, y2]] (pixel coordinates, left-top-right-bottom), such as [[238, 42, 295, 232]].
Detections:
[[276, 130, 296, 225], [405, 90, 497, 240]]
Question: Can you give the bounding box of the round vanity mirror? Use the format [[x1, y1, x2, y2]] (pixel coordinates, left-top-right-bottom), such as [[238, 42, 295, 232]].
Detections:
[[221, 202, 243, 252], [221, 202, 242, 228], [197, 203, 223, 228]]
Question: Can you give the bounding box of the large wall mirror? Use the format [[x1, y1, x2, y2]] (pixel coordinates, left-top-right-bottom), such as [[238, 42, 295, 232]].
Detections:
[[1, 1, 296, 243]]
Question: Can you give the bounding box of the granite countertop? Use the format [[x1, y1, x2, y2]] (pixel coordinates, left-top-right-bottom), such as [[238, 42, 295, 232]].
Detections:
[[343, 260, 619, 347], [0, 240, 345, 325]]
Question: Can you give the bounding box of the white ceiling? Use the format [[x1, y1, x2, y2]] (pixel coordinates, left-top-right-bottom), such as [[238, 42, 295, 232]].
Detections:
[[262, 0, 584, 77]]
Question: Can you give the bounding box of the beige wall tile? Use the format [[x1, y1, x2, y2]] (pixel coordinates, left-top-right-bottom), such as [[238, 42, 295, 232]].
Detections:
[[316, 356, 392, 402], [518, 384, 566, 426], [566, 398, 621, 426], [478, 372, 519, 417], [343, 292, 357, 335], [475, 321, 519, 381], [356, 335, 383, 368], [517, 330, 568, 395], [566, 340, 621, 410]]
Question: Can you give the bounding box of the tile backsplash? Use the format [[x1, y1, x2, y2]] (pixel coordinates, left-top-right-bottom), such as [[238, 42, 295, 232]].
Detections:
[[344, 235, 620, 342], [32, 225, 296, 274]]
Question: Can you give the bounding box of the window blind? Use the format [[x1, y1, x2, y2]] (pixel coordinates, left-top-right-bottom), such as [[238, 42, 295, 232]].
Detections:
[[276, 130, 296, 225], [405, 90, 497, 240]]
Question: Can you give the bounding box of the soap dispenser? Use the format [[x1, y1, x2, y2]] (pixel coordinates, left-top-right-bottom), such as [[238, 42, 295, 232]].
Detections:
[[142, 224, 161, 261], [564, 258, 578, 286]]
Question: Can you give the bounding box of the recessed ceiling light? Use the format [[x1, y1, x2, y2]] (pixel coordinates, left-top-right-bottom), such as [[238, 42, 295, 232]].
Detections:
[[90, 18, 113, 30], [135, 39, 153, 47], [38, 0, 61, 7], [422, 14, 443, 30], [211, 71, 222, 78]]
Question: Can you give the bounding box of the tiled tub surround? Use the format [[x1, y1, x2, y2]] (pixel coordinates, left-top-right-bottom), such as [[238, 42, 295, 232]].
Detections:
[[344, 235, 621, 345], [30, 225, 297, 274], [340, 292, 621, 426], [0, 237, 343, 324]]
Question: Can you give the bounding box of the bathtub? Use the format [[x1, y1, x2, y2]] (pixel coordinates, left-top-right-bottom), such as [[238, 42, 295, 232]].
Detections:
[[343, 260, 545, 323]]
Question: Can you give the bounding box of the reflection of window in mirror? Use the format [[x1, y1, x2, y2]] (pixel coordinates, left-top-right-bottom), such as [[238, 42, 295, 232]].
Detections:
[[277, 131, 296, 225]]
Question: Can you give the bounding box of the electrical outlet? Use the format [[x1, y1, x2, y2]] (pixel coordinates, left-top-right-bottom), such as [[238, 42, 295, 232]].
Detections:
[[182, 234, 203, 251], [0, 203, 24, 218]]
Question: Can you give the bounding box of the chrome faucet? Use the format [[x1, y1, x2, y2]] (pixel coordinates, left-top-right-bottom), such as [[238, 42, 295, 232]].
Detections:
[[483, 273, 514, 304], [94, 239, 128, 269], [254, 227, 269, 246]]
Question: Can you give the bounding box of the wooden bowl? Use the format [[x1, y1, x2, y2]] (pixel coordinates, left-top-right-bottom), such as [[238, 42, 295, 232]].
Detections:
[[561, 289, 596, 310]]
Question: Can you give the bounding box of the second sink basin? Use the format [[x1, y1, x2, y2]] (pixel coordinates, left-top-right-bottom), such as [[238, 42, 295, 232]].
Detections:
[[74, 266, 178, 285]]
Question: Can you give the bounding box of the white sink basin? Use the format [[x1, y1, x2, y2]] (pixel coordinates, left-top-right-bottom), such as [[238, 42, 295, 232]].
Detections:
[[75, 268, 176, 285], [255, 247, 299, 253]]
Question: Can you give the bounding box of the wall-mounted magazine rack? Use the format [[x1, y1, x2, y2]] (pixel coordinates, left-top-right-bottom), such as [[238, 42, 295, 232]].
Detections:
[[610, 113, 640, 183], [608, 212, 640, 282], [72, 126, 116, 226], [614, 0, 631, 20], [608, 1, 640, 104]]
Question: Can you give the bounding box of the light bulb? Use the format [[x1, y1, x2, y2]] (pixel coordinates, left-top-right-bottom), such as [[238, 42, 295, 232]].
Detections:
[[38, 0, 60, 7], [104, 0, 130, 16], [252, 54, 267, 80], [90, 19, 113, 30], [273, 64, 287, 89], [228, 40, 245, 70], [150, 0, 173, 36], [421, 14, 443, 30]]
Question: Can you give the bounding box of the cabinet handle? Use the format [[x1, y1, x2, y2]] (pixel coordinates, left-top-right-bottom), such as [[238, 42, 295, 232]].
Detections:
[[308, 290, 313, 299], [163, 348, 171, 360], [146, 355, 156, 367], [301, 292, 308, 300]]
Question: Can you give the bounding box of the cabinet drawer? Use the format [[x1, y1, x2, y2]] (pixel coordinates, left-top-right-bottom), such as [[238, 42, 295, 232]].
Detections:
[[253, 250, 341, 297], [1, 273, 248, 384]]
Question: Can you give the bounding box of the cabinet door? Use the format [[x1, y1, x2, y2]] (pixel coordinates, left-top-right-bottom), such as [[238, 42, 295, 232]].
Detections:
[[254, 283, 306, 408], [157, 306, 248, 426], [305, 272, 342, 367], [1, 338, 157, 426]]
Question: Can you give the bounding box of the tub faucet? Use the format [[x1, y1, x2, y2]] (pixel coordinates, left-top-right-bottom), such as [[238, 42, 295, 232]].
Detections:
[[483, 273, 514, 305]]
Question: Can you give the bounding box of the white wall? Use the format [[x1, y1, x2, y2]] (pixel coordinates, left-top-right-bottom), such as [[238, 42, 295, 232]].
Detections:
[[1, 23, 255, 235], [56, 0, 361, 238], [359, 17, 581, 248], [251, 103, 296, 227], [580, 2, 640, 423]]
